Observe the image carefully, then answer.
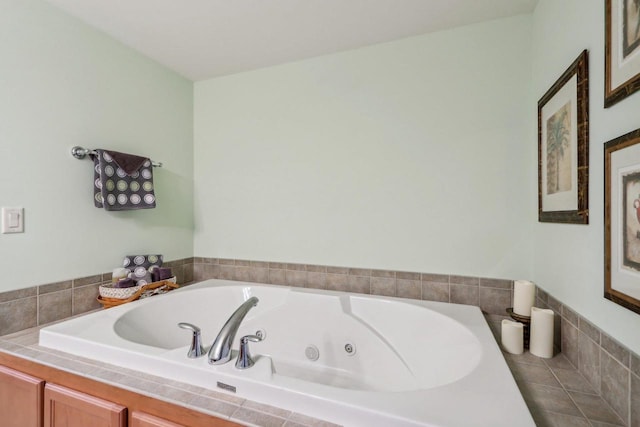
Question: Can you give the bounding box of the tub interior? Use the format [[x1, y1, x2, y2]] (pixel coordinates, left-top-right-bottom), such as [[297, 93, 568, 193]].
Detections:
[[112, 285, 481, 392]]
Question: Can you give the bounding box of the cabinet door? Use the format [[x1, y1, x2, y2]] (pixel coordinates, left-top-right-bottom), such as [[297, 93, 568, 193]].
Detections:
[[0, 365, 44, 427], [44, 383, 126, 427], [132, 411, 185, 427]]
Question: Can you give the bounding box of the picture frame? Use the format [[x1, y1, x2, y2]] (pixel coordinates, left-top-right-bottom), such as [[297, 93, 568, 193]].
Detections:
[[538, 50, 589, 224], [605, 0, 640, 107], [605, 127, 640, 315]]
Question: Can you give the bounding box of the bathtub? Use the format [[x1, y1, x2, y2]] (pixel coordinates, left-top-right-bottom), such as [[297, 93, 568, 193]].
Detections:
[[39, 279, 534, 427]]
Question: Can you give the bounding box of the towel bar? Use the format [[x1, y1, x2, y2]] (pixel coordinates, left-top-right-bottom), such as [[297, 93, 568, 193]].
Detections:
[[71, 146, 163, 168]]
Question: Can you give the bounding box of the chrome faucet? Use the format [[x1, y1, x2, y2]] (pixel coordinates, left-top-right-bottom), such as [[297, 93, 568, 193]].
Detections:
[[208, 296, 259, 365]]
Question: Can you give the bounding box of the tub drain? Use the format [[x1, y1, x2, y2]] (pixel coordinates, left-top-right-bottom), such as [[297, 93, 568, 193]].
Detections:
[[305, 345, 320, 361]]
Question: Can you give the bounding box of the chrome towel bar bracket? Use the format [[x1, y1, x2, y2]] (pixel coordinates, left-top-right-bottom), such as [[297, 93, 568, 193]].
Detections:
[[71, 146, 163, 168]]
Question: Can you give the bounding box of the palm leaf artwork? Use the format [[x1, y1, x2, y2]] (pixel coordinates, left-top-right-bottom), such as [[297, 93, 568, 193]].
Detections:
[[546, 103, 571, 195]]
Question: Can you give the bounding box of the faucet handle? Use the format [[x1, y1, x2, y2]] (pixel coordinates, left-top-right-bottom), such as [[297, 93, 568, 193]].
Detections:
[[178, 322, 205, 358], [235, 335, 262, 370]]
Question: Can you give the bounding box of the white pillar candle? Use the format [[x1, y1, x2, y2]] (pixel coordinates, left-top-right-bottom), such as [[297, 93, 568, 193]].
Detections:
[[529, 307, 554, 358], [501, 319, 524, 355], [513, 280, 536, 317]]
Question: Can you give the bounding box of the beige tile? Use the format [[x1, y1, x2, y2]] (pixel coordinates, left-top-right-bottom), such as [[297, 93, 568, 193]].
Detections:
[[420, 273, 448, 283], [600, 349, 630, 423], [545, 353, 577, 370], [250, 261, 270, 269], [578, 333, 601, 391], [449, 275, 479, 286], [73, 274, 102, 287], [633, 353, 640, 378], [568, 391, 625, 425], [286, 263, 306, 271], [0, 286, 37, 303], [562, 305, 578, 326], [183, 263, 194, 283], [269, 262, 287, 269], [551, 368, 596, 394], [38, 289, 72, 325], [348, 268, 370, 276], [479, 287, 511, 315], [218, 259, 236, 265], [304, 264, 326, 273], [189, 394, 239, 418], [306, 272, 327, 290], [504, 350, 549, 367], [347, 275, 370, 294], [562, 318, 579, 368], [219, 265, 235, 280], [518, 382, 582, 416], [326, 273, 347, 292], [285, 270, 307, 288], [234, 260, 251, 267], [479, 277, 512, 289], [450, 284, 478, 306], [38, 280, 72, 295], [396, 271, 420, 280], [231, 407, 286, 427], [370, 269, 395, 278], [326, 266, 349, 274], [631, 372, 640, 427], [421, 281, 449, 302], [396, 279, 421, 299], [72, 283, 101, 314], [579, 318, 601, 345], [269, 269, 287, 286], [286, 413, 341, 427], [601, 334, 631, 367], [537, 288, 549, 303], [242, 400, 291, 418], [509, 362, 561, 388], [371, 277, 395, 296], [0, 297, 37, 335]]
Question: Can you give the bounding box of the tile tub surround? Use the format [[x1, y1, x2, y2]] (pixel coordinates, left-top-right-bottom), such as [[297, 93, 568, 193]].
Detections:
[[4, 255, 640, 425], [192, 258, 514, 314], [0, 257, 194, 336], [533, 288, 640, 427], [0, 327, 337, 427]]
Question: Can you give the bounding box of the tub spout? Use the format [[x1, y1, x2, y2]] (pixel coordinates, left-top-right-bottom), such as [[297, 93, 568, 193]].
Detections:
[[208, 296, 259, 365]]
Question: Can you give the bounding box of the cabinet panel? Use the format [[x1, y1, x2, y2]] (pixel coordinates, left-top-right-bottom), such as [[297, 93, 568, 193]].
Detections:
[[132, 411, 186, 427], [44, 383, 126, 427], [0, 365, 44, 427]]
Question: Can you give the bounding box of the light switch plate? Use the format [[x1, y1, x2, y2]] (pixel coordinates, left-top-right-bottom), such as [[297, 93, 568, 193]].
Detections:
[[2, 207, 24, 234]]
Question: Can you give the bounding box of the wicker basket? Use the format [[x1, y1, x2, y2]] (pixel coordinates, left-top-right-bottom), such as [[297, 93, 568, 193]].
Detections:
[[97, 278, 179, 309], [99, 283, 144, 299]]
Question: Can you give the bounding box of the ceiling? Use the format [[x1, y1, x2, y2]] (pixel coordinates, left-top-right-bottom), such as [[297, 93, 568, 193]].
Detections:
[[44, 0, 538, 81]]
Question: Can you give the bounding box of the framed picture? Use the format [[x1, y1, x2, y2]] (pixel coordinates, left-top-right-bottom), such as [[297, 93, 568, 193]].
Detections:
[[605, 127, 640, 314], [538, 50, 589, 224], [605, 0, 640, 107]]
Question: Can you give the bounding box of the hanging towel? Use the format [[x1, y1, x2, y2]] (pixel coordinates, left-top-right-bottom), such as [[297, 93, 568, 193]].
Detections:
[[90, 149, 156, 211]]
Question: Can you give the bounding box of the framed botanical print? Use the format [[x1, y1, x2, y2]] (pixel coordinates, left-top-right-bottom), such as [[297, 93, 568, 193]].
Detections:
[[605, 0, 640, 107], [538, 50, 589, 224], [605, 127, 640, 314]]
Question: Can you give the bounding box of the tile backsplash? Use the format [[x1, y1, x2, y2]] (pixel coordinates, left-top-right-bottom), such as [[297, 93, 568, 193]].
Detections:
[[0, 258, 194, 336], [1, 256, 638, 425]]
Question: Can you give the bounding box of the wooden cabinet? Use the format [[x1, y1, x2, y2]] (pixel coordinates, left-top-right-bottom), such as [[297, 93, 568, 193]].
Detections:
[[0, 351, 242, 427], [44, 383, 126, 427], [0, 365, 44, 427], [132, 411, 185, 427]]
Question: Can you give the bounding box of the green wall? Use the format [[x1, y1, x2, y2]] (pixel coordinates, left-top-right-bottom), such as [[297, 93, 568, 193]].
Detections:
[[0, 0, 194, 291]]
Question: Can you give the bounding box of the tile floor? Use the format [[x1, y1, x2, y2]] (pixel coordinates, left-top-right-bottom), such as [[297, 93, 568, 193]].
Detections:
[[486, 315, 627, 427]]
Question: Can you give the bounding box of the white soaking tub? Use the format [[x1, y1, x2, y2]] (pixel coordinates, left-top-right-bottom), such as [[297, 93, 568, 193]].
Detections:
[[39, 279, 534, 427]]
